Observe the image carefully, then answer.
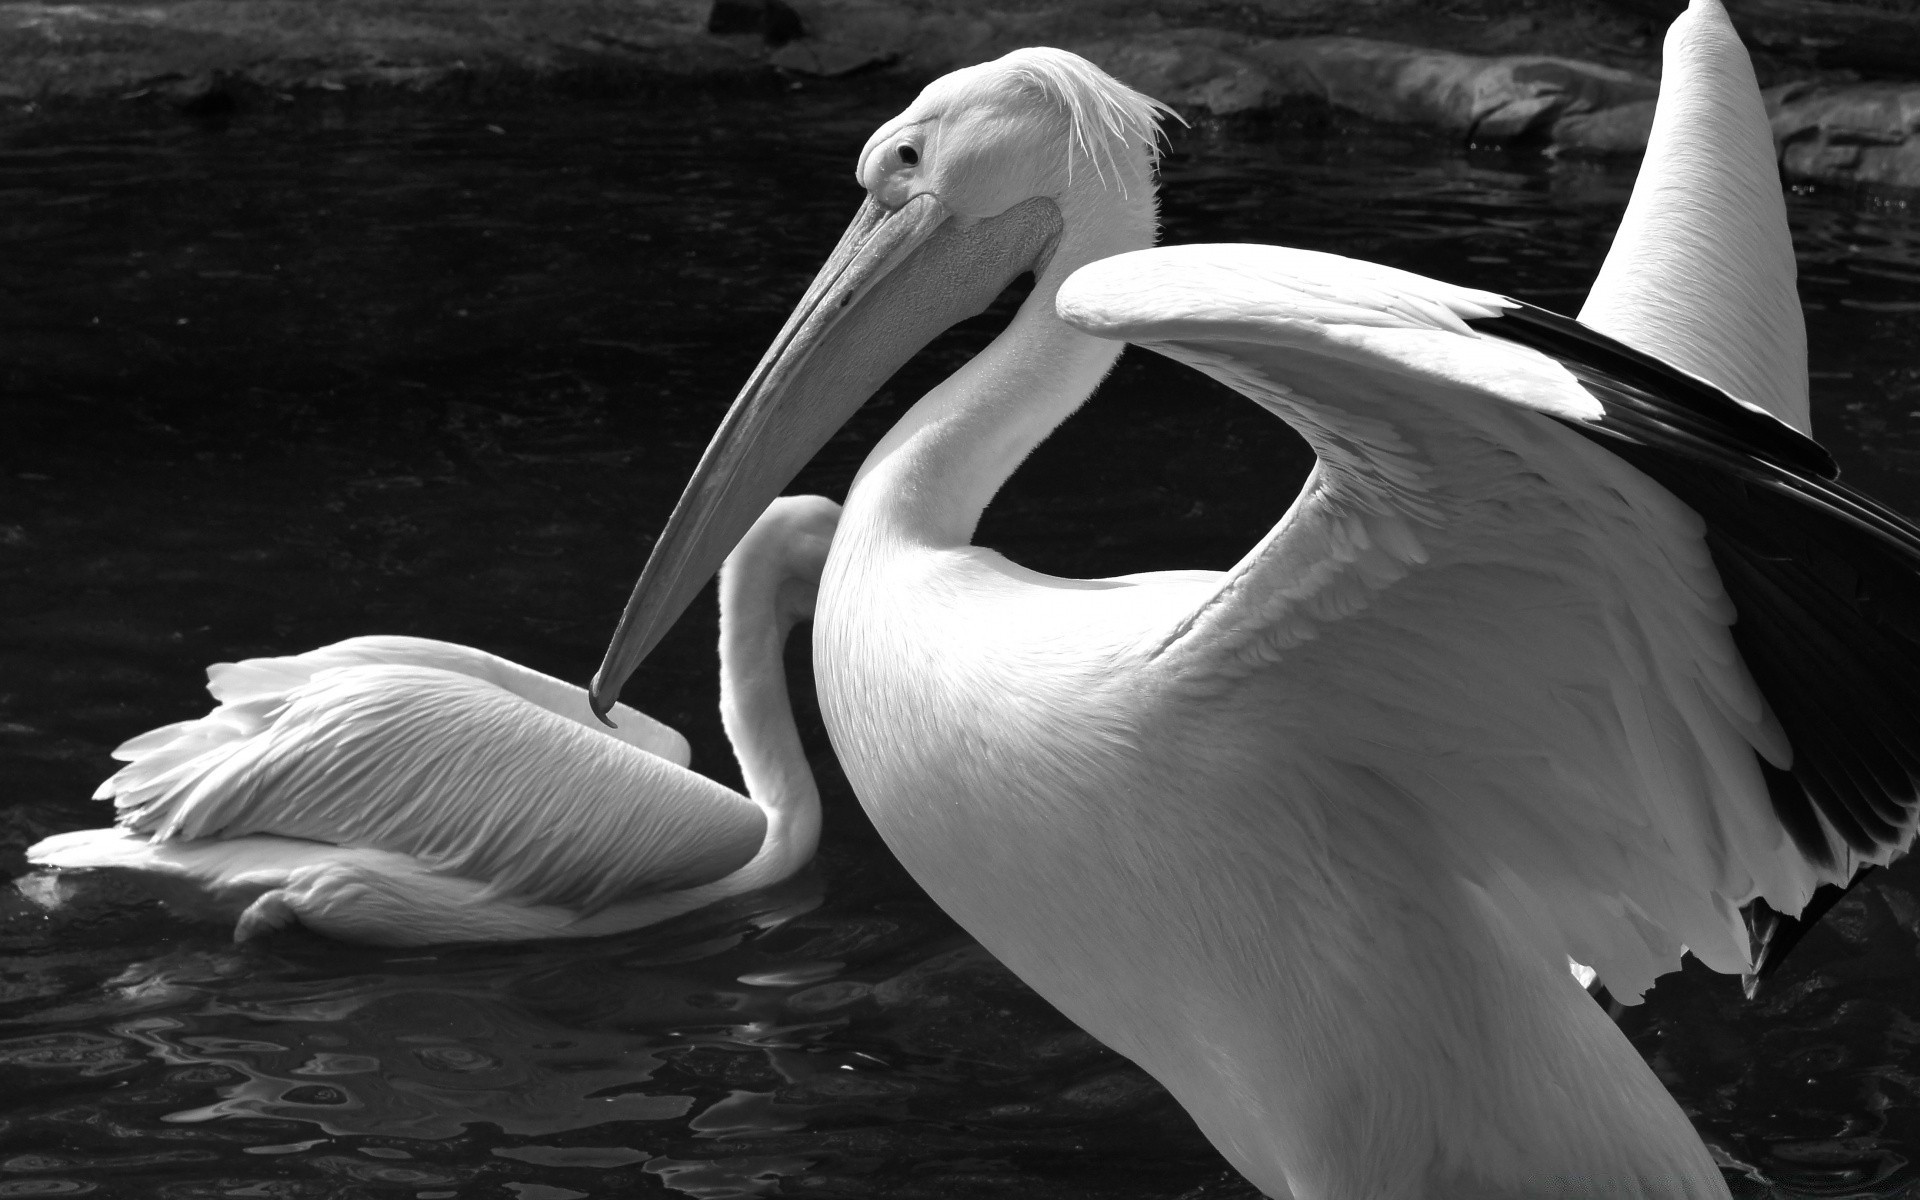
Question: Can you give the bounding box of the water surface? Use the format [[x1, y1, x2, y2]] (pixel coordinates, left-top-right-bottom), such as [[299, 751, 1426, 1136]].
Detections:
[[2, 86, 1920, 1198]]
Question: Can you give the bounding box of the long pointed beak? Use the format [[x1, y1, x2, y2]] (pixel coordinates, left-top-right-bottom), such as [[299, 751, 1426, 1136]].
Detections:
[[590, 192, 1063, 718]]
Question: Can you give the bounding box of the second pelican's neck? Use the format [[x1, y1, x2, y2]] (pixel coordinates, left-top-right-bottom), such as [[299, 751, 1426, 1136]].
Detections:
[[850, 196, 1155, 549], [718, 579, 820, 876]]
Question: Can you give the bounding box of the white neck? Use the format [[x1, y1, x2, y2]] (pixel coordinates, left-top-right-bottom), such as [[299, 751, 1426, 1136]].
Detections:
[[847, 184, 1158, 548], [718, 562, 819, 880]]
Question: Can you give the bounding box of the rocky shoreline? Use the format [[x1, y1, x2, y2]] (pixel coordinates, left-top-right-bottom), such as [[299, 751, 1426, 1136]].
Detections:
[[2, 0, 1918, 190]]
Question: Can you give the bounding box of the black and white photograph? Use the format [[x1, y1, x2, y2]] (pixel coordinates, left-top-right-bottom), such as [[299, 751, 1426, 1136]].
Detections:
[[6, 0, 1920, 1195]]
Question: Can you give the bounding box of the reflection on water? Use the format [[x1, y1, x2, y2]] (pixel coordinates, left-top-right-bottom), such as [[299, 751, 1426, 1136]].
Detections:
[[0, 88, 1918, 1197]]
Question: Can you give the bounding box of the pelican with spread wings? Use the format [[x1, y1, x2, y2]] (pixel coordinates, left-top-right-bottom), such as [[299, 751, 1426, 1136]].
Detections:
[[590, 5, 1911, 1195]]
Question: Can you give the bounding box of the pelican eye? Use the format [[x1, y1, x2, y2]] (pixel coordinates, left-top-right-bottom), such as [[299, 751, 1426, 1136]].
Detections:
[[897, 145, 918, 167]]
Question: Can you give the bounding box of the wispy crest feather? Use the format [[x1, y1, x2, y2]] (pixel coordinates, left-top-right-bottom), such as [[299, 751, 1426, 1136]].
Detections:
[[998, 47, 1179, 195]]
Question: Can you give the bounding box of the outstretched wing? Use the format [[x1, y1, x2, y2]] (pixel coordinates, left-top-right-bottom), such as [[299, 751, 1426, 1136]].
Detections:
[[1058, 244, 1920, 1000], [94, 661, 763, 913]]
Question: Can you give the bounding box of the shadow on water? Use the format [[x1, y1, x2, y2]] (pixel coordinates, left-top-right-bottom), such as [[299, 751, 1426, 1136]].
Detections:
[[1, 87, 1919, 1197]]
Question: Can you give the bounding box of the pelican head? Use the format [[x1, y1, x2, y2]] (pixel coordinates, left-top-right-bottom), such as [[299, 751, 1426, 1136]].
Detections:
[[593, 49, 1171, 715]]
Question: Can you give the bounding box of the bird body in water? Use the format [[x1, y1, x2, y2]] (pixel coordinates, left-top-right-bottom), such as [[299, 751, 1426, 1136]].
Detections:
[[591, 5, 1920, 1195], [30, 495, 839, 947]]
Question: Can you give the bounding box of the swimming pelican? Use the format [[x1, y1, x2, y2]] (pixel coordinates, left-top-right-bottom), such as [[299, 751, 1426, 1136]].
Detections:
[[590, 5, 1920, 1195], [28, 495, 839, 947]]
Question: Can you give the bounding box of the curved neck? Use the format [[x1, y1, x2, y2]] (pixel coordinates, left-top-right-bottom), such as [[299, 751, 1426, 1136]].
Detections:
[[849, 187, 1157, 548], [718, 571, 820, 873]]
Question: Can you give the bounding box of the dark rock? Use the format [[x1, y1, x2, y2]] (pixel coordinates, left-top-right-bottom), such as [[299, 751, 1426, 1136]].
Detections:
[[1604, 0, 1920, 76], [176, 81, 239, 120], [766, 2, 937, 77], [1770, 80, 1920, 188], [0, 0, 745, 99], [1548, 75, 1920, 188], [767, 37, 898, 76], [1280, 38, 1654, 140], [709, 0, 805, 47], [1553, 96, 1658, 154], [765, 0, 807, 45], [1600, 0, 1696, 18], [0, 0, 1918, 194], [700, 1, 995, 81], [1075, 34, 1282, 115], [711, 0, 762, 35], [1735, 0, 1920, 77], [1077, 31, 1657, 139]]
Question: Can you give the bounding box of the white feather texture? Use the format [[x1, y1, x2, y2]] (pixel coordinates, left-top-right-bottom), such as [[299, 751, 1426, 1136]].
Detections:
[[1062, 242, 1820, 1000], [99, 659, 759, 910], [1579, 0, 1808, 433], [604, 14, 1862, 1196], [1000, 46, 1177, 191], [30, 496, 841, 946]]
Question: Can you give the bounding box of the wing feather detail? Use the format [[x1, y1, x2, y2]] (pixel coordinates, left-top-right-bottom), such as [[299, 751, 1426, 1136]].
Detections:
[[1059, 244, 1920, 1000], [197, 636, 691, 767], [94, 646, 762, 913]]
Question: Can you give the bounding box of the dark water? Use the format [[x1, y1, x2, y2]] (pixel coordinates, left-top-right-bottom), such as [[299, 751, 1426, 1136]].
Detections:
[[2, 84, 1920, 1198]]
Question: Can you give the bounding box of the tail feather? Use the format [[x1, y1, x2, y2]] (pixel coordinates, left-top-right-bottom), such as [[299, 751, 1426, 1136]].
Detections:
[[111, 718, 213, 762], [99, 696, 287, 831]]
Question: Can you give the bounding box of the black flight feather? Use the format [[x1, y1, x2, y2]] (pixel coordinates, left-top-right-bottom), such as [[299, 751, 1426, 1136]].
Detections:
[[1470, 301, 1836, 478], [1464, 303, 1920, 933]]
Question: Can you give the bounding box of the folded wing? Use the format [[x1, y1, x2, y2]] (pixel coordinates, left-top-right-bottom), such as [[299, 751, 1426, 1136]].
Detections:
[[199, 635, 691, 764], [88, 641, 761, 913]]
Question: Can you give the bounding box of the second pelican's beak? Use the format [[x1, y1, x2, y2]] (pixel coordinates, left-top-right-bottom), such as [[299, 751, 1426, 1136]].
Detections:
[[591, 191, 1062, 717]]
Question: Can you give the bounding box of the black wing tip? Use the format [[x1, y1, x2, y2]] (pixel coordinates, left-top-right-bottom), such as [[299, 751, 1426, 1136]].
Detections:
[[1458, 306, 1920, 988], [1466, 302, 1838, 481], [1742, 878, 1860, 987], [1592, 444, 1920, 921], [1506, 310, 1920, 931]]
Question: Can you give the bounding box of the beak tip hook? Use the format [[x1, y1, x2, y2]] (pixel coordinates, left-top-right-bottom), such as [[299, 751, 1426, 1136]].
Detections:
[[588, 670, 619, 727]]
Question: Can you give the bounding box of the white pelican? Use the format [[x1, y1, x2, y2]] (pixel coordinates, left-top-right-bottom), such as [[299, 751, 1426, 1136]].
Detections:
[[28, 495, 839, 947], [590, 5, 1919, 1196]]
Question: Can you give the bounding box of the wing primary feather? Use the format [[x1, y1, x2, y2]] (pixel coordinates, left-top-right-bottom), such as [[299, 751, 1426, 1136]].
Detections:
[[1714, 541, 1920, 798], [1755, 757, 1838, 871], [1764, 676, 1899, 849], [1743, 878, 1856, 988], [1508, 311, 1920, 872], [1465, 303, 1835, 478], [1709, 545, 1911, 856], [1569, 429, 1920, 873]]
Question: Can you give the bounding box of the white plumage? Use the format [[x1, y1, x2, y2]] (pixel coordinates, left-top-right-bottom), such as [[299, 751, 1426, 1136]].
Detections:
[[1056, 243, 1818, 996], [1579, 0, 1809, 435], [590, 4, 1920, 1196], [29, 494, 840, 946]]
